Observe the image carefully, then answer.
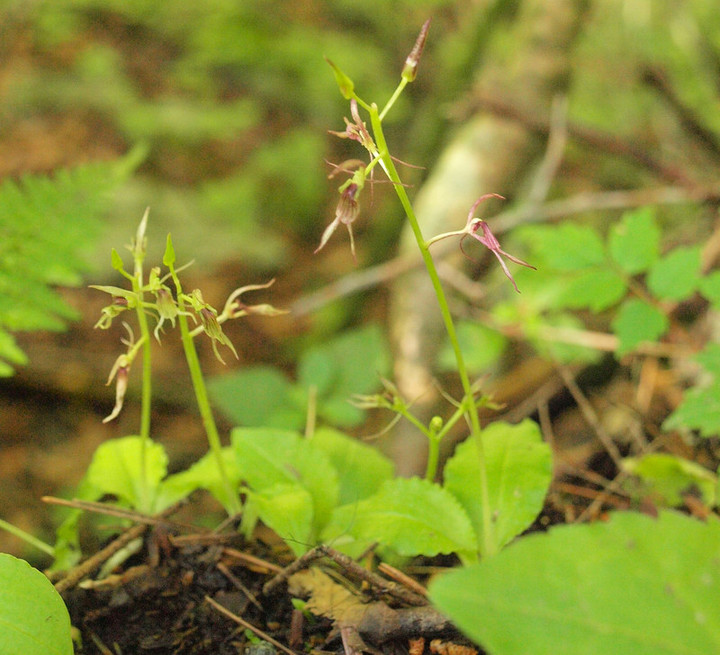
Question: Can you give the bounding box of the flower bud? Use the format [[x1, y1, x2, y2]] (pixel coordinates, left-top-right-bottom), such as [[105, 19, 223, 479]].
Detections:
[[401, 19, 430, 82]]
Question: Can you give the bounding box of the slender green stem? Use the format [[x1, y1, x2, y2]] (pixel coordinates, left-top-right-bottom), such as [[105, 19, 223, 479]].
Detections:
[[425, 433, 440, 482], [369, 105, 496, 556], [0, 517, 55, 556], [424, 401, 470, 481], [169, 268, 241, 516], [131, 260, 152, 511]]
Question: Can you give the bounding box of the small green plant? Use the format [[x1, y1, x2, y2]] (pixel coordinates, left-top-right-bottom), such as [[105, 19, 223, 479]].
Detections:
[[52, 211, 286, 568]]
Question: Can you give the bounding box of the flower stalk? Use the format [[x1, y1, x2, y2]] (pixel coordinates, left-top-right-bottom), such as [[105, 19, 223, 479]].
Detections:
[[164, 236, 242, 516]]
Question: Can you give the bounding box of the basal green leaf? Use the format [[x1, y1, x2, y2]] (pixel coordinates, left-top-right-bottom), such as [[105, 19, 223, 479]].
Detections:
[[310, 427, 394, 505], [444, 420, 552, 554], [663, 383, 720, 438], [232, 427, 338, 534], [519, 223, 606, 270], [319, 503, 376, 559], [157, 446, 239, 514], [430, 511, 720, 655], [246, 483, 314, 556], [609, 207, 660, 274], [349, 477, 477, 557], [611, 298, 668, 357], [647, 245, 701, 301], [556, 267, 627, 311], [0, 554, 73, 655], [622, 453, 717, 507], [84, 435, 168, 513]]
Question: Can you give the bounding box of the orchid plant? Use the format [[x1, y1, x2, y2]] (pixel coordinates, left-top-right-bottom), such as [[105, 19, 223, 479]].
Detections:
[[314, 20, 537, 557], [90, 210, 285, 515]]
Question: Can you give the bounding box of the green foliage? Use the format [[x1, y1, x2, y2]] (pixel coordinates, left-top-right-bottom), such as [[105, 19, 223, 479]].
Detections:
[[230, 426, 395, 555], [443, 420, 552, 555], [0, 151, 141, 375], [621, 453, 717, 507], [209, 324, 390, 430], [84, 436, 169, 512], [343, 477, 478, 559], [504, 207, 708, 360], [611, 299, 668, 357], [0, 554, 73, 655], [430, 511, 720, 655], [664, 344, 720, 437], [52, 436, 240, 568], [608, 207, 661, 275], [311, 427, 395, 506], [232, 428, 338, 548]]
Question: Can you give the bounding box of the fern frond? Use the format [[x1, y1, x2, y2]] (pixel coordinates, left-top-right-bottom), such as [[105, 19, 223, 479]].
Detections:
[[0, 148, 144, 376]]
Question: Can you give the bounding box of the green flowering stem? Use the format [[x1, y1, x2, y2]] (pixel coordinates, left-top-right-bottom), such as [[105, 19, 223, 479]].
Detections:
[[369, 106, 496, 557], [424, 402, 469, 482], [165, 237, 241, 516], [130, 209, 153, 511]]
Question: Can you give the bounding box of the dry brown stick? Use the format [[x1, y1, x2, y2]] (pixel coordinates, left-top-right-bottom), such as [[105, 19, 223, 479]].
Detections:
[[53, 499, 188, 594], [54, 521, 148, 594], [42, 496, 201, 533], [222, 546, 284, 574], [262, 545, 427, 606], [377, 562, 428, 598], [554, 363, 624, 467], [205, 595, 299, 655], [216, 560, 263, 611]]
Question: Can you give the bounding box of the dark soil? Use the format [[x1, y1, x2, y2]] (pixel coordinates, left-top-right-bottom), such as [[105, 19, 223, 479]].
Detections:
[[59, 524, 475, 655]]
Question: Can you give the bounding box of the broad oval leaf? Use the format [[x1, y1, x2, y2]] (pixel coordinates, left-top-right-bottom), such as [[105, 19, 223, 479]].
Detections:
[[349, 477, 477, 557], [246, 483, 314, 556], [84, 435, 168, 513], [0, 554, 73, 655], [430, 511, 720, 655], [444, 419, 552, 555], [310, 427, 394, 505], [232, 427, 338, 533]]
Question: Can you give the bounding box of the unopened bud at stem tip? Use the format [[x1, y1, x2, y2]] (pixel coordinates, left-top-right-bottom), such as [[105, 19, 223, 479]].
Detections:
[[402, 18, 431, 82]]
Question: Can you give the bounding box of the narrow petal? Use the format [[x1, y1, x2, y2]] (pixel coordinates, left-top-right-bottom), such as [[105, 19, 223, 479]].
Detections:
[[314, 218, 341, 254], [491, 251, 521, 293]]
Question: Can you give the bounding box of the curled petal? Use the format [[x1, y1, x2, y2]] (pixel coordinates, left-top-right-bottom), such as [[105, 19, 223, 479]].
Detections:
[[103, 355, 130, 423]]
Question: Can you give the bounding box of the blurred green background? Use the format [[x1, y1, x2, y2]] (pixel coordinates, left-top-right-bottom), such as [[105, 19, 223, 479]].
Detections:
[[2, 0, 720, 556], [2, 0, 717, 282]]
